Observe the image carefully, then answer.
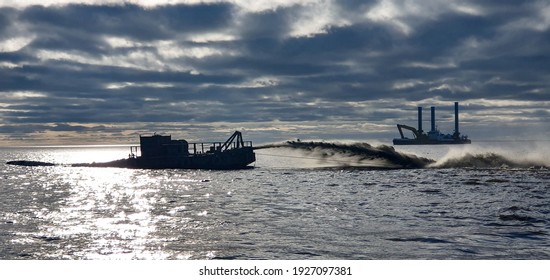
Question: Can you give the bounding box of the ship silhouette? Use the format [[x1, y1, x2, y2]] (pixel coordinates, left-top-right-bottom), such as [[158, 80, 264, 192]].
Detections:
[[393, 102, 471, 145], [7, 131, 256, 169]]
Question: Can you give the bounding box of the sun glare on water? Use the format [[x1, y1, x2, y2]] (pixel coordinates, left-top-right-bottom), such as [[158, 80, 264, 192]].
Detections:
[[19, 145, 181, 259]]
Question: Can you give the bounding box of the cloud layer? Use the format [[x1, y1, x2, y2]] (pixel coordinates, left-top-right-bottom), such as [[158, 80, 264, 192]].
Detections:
[[1, 0, 549, 144]]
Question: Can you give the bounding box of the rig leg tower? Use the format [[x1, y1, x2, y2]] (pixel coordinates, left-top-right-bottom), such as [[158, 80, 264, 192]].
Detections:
[[453, 101, 459, 138], [417, 107, 423, 133], [430, 106, 436, 132]]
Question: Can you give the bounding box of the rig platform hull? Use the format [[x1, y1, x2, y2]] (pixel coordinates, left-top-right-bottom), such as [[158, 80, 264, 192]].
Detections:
[[392, 138, 471, 145]]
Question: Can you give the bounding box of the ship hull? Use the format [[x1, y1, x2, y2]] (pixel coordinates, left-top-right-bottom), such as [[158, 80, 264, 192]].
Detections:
[[75, 147, 256, 170]]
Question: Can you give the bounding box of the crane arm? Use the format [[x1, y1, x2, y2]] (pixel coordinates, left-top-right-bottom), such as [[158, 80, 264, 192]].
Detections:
[[220, 131, 245, 151], [396, 124, 421, 139]]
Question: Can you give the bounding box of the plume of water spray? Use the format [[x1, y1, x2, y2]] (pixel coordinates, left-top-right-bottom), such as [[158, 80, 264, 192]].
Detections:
[[432, 143, 550, 169], [255, 141, 435, 169]]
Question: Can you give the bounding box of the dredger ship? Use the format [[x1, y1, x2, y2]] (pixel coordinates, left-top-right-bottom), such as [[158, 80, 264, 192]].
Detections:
[[393, 102, 471, 145], [7, 131, 256, 170]]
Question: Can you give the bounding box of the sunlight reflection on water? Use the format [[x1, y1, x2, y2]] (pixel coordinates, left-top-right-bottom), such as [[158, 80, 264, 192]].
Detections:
[[2, 144, 550, 260], [30, 166, 173, 259]]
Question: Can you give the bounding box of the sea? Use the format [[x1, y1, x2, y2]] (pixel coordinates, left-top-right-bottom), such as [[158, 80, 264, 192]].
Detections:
[[1, 141, 549, 260]]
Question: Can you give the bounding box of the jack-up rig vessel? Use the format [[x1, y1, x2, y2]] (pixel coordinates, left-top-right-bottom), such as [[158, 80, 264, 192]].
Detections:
[[393, 102, 471, 145], [7, 131, 256, 169]]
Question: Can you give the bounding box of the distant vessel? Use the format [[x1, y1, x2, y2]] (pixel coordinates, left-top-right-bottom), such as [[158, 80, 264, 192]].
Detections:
[[7, 131, 256, 170], [393, 102, 471, 145]]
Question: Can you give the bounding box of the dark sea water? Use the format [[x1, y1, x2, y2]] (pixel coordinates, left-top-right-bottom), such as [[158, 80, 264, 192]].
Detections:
[[1, 142, 549, 260]]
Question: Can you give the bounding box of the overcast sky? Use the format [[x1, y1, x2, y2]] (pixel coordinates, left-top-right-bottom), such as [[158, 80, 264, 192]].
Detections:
[[1, 0, 549, 145]]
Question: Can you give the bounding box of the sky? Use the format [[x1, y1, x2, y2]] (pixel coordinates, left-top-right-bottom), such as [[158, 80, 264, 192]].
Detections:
[[1, 0, 549, 145]]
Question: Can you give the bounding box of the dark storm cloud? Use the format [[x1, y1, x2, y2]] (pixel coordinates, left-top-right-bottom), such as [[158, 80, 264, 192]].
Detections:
[[0, 8, 13, 35], [1, 0, 549, 144], [20, 4, 233, 41]]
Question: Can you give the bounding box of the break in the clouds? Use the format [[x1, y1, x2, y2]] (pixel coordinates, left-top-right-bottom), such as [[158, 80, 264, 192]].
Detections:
[[0, 0, 549, 145]]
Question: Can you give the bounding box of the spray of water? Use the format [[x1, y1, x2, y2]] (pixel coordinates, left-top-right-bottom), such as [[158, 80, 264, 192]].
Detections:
[[432, 143, 549, 169], [255, 141, 435, 169], [255, 141, 550, 170], [432, 152, 545, 169]]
